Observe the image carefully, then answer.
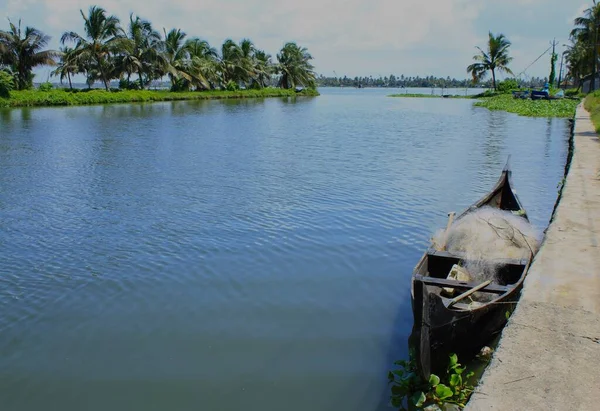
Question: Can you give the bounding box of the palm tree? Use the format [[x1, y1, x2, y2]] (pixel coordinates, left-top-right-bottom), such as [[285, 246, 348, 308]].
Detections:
[[564, 41, 589, 91], [0, 19, 58, 90], [162, 28, 192, 90], [61, 6, 122, 90], [571, 1, 600, 91], [276, 42, 316, 89], [467, 32, 513, 90], [51, 46, 79, 89], [252, 49, 273, 88], [185, 37, 218, 90], [117, 14, 164, 88]]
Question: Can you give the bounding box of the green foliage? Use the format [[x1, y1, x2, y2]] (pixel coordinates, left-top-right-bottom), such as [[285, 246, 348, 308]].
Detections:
[[496, 78, 519, 93], [225, 80, 239, 91], [549, 52, 557, 86], [0, 70, 15, 98], [467, 32, 513, 90], [474, 94, 580, 118], [585, 91, 600, 133], [565, 89, 583, 98], [389, 352, 475, 410], [0, 19, 58, 90], [0, 88, 318, 108], [38, 81, 53, 91], [118, 78, 141, 90]]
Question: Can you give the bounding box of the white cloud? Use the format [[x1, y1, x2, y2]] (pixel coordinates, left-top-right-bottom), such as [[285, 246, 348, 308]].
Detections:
[[0, 0, 578, 78]]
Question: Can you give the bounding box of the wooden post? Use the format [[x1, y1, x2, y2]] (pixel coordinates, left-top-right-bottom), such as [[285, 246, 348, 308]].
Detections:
[[440, 212, 456, 251]]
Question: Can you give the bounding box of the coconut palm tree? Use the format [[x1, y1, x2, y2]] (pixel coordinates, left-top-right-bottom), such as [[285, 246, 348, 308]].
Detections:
[[564, 41, 589, 91], [51, 46, 79, 89], [116, 14, 165, 88], [276, 42, 316, 89], [61, 6, 122, 90], [185, 37, 219, 89], [252, 49, 273, 88], [467, 32, 513, 90], [162, 28, 193, 90], [0, 19, 59, 90], [570, 0, 600, 91]]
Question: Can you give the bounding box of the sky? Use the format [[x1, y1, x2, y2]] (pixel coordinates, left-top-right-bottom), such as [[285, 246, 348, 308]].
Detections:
[[0, 0, 590, 81]]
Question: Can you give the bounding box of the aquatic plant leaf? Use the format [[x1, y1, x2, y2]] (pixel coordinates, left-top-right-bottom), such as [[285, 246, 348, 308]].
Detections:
[[411, 391, 426, 407], [435, 384, 454, 400], [449, 373, 461, 387], [429, 374, 440, 386]]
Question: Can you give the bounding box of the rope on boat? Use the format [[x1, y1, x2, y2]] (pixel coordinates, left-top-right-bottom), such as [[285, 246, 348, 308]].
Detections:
[[478, 216, 536, 256]]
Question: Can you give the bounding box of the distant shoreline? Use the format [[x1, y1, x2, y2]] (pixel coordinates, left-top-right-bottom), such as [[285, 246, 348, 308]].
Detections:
[[0, 88, 319, 108]]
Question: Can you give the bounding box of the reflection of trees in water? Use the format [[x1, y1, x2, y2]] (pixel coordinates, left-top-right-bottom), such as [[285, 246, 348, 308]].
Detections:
[[100, 102, 170, 119], [482, 110, 507, 170], [544, 118, 553, 159], [0, 108, 12, 127]]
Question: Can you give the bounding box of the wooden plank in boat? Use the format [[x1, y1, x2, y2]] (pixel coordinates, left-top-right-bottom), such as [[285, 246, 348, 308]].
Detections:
[[427, 249, 529, 266], [414, 274, 511, 294]]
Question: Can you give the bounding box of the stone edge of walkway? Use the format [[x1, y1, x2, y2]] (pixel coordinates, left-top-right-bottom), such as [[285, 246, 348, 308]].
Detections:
[[465, 104, 600, 411]]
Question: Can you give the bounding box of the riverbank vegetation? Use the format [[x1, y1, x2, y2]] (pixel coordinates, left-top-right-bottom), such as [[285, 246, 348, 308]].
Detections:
[[389, 352, 475, 410], [0, 5, 317, 106], [0, 87, 317, 108], [474, 93, 579, 118], [584, 91, 600, 132]]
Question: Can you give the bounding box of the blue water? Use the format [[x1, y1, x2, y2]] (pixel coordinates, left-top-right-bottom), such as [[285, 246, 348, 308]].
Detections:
[[0, 88, 571, 410]]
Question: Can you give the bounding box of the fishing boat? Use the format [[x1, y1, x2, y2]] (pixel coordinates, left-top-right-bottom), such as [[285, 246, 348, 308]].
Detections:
[[410, 158, 533, 378]]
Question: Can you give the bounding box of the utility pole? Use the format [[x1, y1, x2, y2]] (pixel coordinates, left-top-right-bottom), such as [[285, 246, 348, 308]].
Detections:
[[557, 47, 565, 89], [549, 38, 558, 86]]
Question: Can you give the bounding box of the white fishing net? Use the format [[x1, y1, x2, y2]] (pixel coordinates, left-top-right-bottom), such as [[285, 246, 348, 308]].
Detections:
[[432, 207, 542, 299]]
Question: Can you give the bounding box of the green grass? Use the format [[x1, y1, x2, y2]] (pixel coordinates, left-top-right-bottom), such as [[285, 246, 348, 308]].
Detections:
[[584, 91, 600, 133], [473, 94, 580, 118], [0, 88, 319, 108]]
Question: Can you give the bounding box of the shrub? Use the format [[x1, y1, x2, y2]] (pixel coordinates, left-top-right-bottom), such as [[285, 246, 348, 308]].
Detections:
[[119, 78, 141, 90], [0, 70, 15, 98], [225, 80, 240, 91], [496, 78, 519, 93], [38, 82, 54, 92]]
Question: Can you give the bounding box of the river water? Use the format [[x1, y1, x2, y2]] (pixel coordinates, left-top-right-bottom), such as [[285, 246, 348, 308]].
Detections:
[[0, 88, 571, 411]]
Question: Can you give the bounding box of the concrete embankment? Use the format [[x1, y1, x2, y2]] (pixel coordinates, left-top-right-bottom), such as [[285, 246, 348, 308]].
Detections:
[[466, 104, 600, 410]]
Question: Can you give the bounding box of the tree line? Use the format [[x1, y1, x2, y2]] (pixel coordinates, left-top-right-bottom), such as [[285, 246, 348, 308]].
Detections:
[[316, 74, 547, 89], [0, 6, 317, 92]]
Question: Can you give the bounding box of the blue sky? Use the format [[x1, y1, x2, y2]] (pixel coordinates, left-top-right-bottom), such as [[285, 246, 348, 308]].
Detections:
[[0, 0, 589, 81]]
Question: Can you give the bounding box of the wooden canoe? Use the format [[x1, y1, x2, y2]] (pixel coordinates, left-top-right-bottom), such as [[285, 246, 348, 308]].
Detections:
[[409, 157, 533, 379]]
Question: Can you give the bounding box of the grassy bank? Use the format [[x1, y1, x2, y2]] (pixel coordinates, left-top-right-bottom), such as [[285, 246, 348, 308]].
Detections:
[[584, 91, 600, 133], [0, 88, 319, 108], [473, 94, 580, 118]]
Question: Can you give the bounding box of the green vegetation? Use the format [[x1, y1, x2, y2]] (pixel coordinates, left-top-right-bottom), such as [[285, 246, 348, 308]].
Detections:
[[584, 91, 600, 132], [567, 1, 600, 91], [0, 19, 60, 90], [474, 94, 579, 118], [0, 88, 317, 108], [389, 352, 475, 410], [0, 5, 317, 95], [467, 32, 514, 90], [0, 69, 14, 98]]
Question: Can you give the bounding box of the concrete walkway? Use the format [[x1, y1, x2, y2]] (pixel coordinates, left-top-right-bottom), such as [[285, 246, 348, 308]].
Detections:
[[466, 105, 600, 410]]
